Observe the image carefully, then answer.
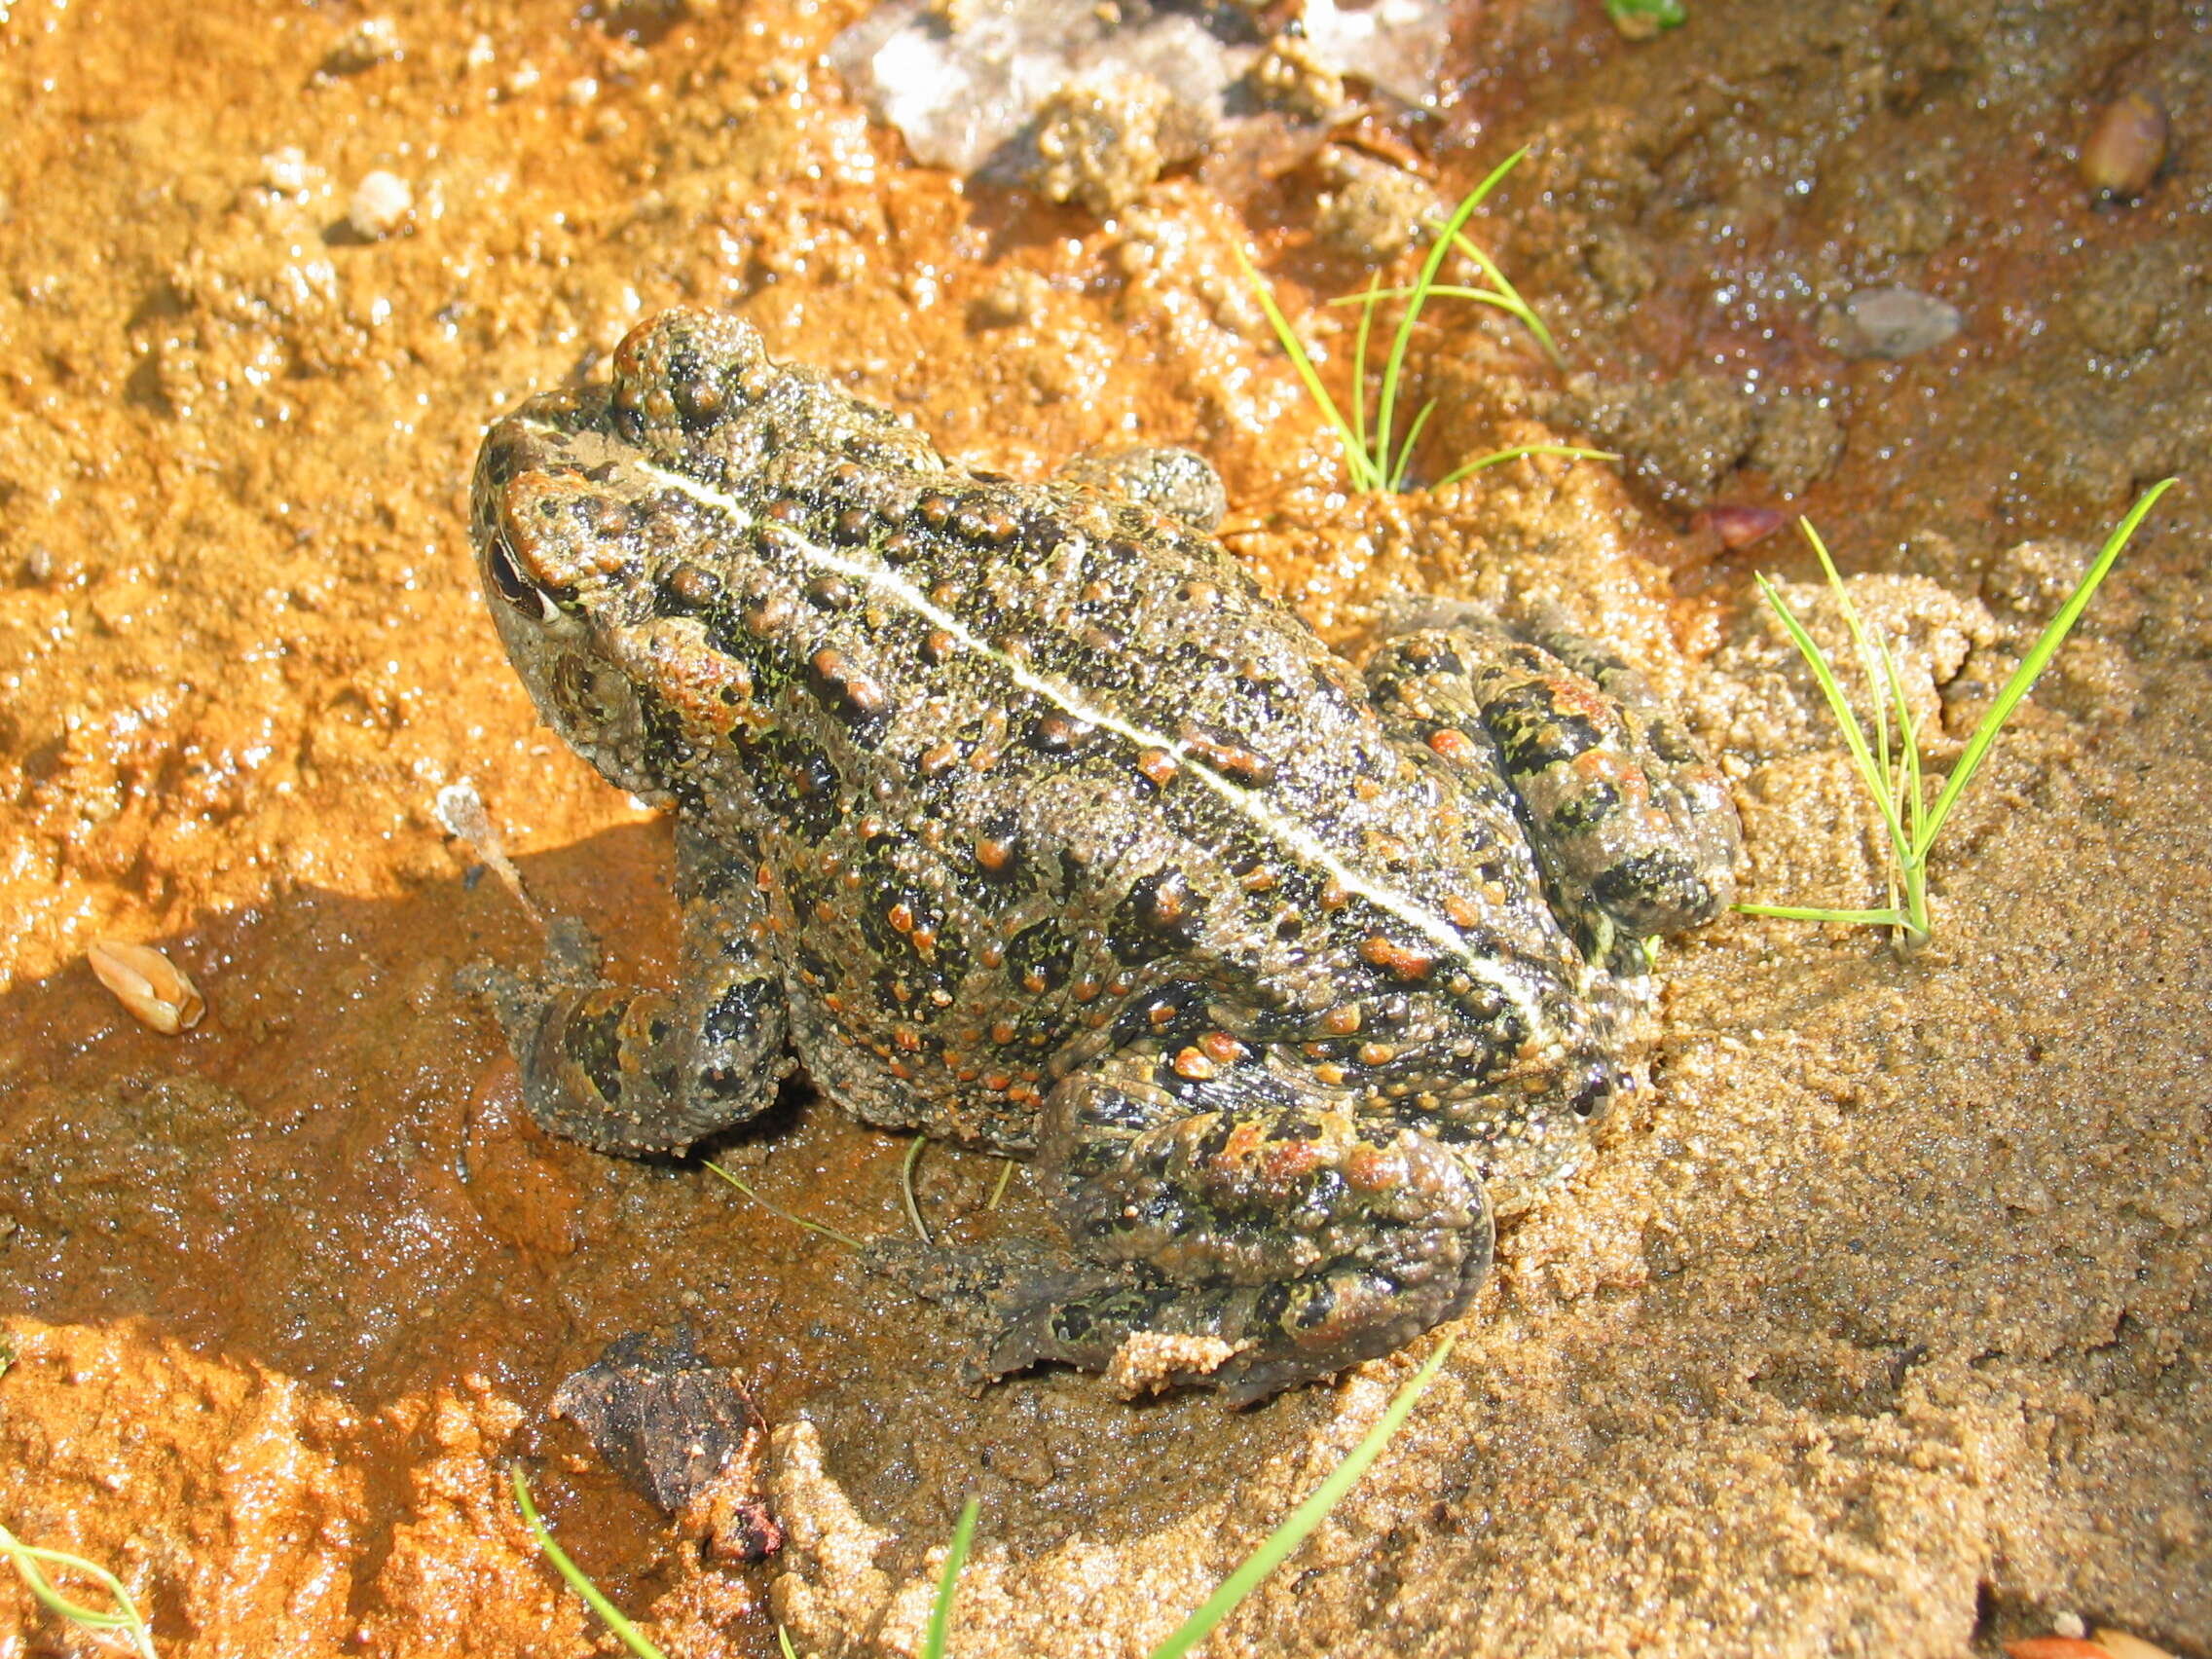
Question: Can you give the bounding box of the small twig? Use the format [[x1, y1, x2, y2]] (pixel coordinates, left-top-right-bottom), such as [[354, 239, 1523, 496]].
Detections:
[[900, 1134, 933, 1245], [434, 780, 547, 930]]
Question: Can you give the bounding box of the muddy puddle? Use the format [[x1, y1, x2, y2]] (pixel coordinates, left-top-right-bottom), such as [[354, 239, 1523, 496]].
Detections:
[[1, 1, 2206, 1655]]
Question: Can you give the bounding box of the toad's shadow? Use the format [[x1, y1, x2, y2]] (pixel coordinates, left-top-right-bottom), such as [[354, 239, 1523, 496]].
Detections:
[[0, 817, 1308, 1561]]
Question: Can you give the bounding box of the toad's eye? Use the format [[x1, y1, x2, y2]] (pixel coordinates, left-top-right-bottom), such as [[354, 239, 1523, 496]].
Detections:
[[485, 534, 558, 619]]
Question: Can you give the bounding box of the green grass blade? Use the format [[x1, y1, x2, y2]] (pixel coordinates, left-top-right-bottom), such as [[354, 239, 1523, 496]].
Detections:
[[1148, 1336, 1456, 1659], [1795, 523, 1917, 875], [1736, 903, 1909, 927], [1802, 523, 1890, 775], [923, 1498, 980, 1659], [1351, 275, 1381, 476], [1862, 617, 1896, 821], [1340, 274, 1562, 373], [1389, 399, 1439, 492], [1376, 148, 1530, 492], [780, 1626, 800, 1658], [1235, 246, 1379, 491], [1329, 284, 1471, 305], [1883, 632, 1927, 915], [1754, 572, 1902, 852], [1917, 478, 2176, 854], [1871, 630, 1917, 906], [1332, 284, 1533, 315], [0, 1522, 158, 1659], [1432, 444, 1616, 489], [703, 1159, 865, 1251], [1444, 236, 1564, 367], [1605, 0, 1687, 30], [511, 1467, 669, 1659]]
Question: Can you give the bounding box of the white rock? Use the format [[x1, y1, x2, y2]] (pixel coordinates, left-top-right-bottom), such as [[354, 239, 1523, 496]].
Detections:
[[348, 170, 414, 240], [1825, 285, 1963, 359]]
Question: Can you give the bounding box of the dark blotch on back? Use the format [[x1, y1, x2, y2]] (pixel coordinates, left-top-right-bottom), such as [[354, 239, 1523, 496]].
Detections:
[[1111, 868, 1207, 965], [1484, 682, 1604, 774]]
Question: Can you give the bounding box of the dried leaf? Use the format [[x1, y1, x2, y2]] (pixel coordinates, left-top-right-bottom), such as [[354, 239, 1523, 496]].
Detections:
[[2093, 1631, 2177, 1659], [88, 940, 205, 1034]]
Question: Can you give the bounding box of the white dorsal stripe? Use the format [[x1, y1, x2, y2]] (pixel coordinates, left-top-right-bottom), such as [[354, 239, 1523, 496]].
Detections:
[[623, 451, 1553, 1036]]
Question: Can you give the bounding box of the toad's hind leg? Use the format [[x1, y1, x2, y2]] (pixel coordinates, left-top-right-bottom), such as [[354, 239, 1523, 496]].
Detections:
[[1364, 601, 1740, 959], [987, 1052, 1493, 1402], [471, 819, 793, 1155]]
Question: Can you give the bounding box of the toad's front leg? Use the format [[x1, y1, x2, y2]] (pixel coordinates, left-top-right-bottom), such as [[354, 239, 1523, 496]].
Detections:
[[470, 818, 794, 1155], [988, 1047, 1493, 1402]]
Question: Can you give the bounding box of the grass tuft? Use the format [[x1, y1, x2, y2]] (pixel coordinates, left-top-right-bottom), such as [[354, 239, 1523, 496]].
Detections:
[[1737, 479, 2176, 946], [511, 1337, 1456, 1659], [1241, 148, 1595, 495], [0, 1518, 159, 1659]]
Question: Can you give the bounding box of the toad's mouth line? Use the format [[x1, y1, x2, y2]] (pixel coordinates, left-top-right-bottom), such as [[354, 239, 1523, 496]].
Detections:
[[620, 447, 1570, 1042]]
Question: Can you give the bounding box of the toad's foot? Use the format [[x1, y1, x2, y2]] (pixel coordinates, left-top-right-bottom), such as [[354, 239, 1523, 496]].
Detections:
[[975, 1060, 1493, 1403], [463, 821, 793, 1156], [1364, 600, 1741, 966]]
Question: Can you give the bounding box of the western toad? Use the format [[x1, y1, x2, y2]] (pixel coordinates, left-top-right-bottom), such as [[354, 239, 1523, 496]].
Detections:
[[470, 309, 1739, 1399]]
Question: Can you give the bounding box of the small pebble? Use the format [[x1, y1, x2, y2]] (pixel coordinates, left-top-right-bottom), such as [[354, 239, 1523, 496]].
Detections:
[[969, 266, 1049, 330], [324, 17, 401, 74], [1249, 33, 1346, 121], [260, 146, 316, 194], [1827, 285, 1963, 360], [2081, 90, 2167, 202], [89, 940, 205, 1035], [347, 170, 414, 240], [1031, 70, 1205, 215], [1697, 503, 1787, 551]]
